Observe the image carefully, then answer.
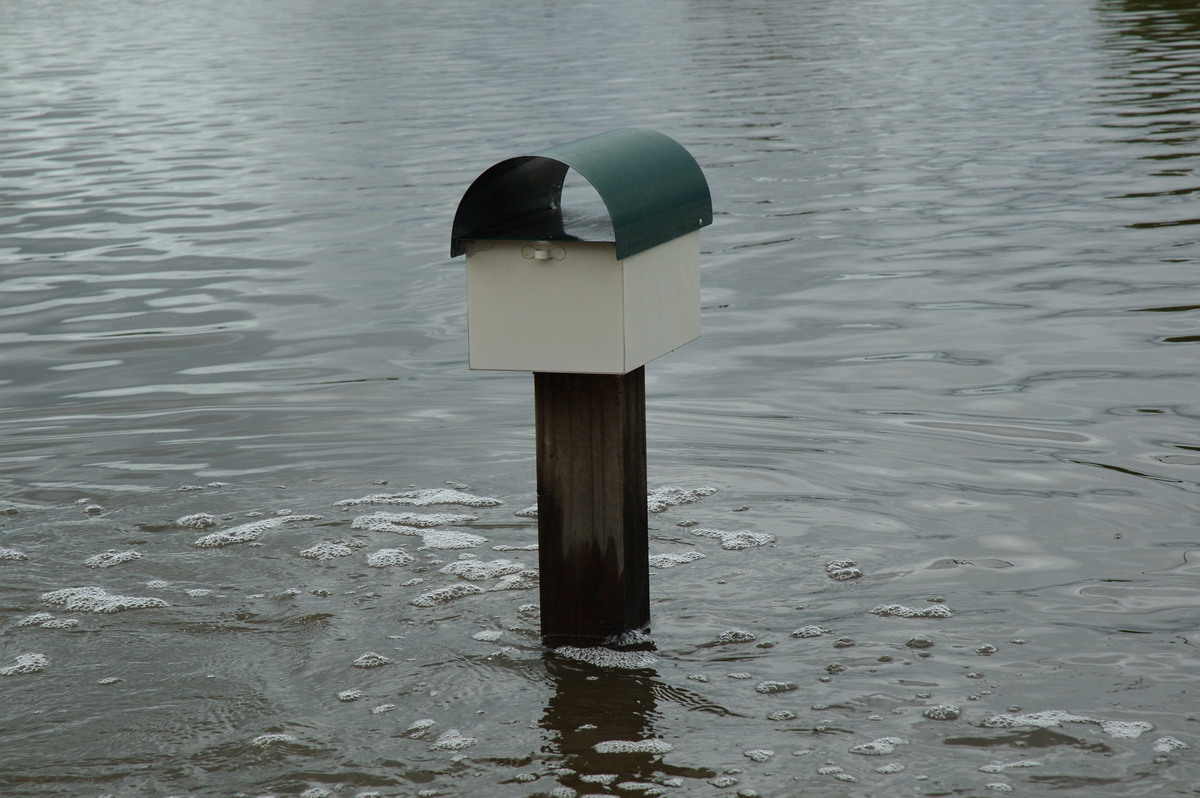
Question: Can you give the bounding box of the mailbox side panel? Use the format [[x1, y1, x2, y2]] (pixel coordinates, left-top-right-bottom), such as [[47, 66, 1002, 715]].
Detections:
[[622, 231, 701, 370], [466, 241, 627, 373]]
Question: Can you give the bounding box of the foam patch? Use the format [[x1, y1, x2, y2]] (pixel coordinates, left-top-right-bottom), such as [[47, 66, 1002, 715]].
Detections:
[[41, 586, 168, 613], [193, 514, 323, 548], [336, 489, 501, 509], [83, 550, 141, 569], [0, 653, 48, 676]]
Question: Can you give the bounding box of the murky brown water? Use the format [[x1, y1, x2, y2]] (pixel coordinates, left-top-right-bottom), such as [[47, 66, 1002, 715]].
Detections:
[[3, 0, 1199, 795]]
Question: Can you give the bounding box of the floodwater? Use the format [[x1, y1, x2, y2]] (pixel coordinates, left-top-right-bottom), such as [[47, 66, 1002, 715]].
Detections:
[[2, 0, 1199, 795]]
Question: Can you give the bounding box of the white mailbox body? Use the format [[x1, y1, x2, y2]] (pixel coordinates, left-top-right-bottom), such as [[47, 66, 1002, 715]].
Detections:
[[451, 128, 712, 375], [464, 232, 699, 374]]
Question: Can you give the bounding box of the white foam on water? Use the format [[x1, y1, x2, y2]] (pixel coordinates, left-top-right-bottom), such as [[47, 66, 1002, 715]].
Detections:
[[337, 489, 502, 509], [647, 485, 717, 513], [419, 530, 487, 550], [440, 559, 525, 581], [980, 760, 1040, 773], [490, 571, 538, 591], [514, 505, 538, 518], [849, 737, 908, 755], [351, 511, 479, 532], [18, 613, 56, 627], [553, 646, 660, 670], [300, 788, 331, 798], [251, 733, 297, 746], [713, 629, 757, 645], [83, 550, 142, 569], [493, 543, 539, 551], [1100, 720, 1154, 739], [580, 774, 618, 785], [768, 710, 796, 721], [410, 584, 486, 607], [648, 550, 706, 569], [985, 784, 1014, 793], [351, 652, 392, 668], [755, 680, 797, 694], [366, 548, 415, 568], [371, 704, 397, 714], [42, 618, 80, 628], [432, 729, 477, 750], [174, 513, 218, 529], [472, 630, 503, 642], [593, 738, 673, 754], [299, 542, 355, 560], [177, 482, 228, 492], [1153, 736, 1189, 753], [615, 781, 662, 793], [610, 628, 654, 648], [337, 689, 362, 702], [982, 710, 1098, 729], [192, 514, 323, 548], [875, 762, 906, 774], [406, 718, 437, 737], [744, 749, 775, 762], [0, 653, 49, 675], [791, 625, 833, 638], [41, 586, 167, 613], [690, 528, 776, 550], [923, 705, 962, 721], [185, 588, 213, 597], [0, 547, 29, 561], [871, 604, 955, 619], [825, 559, 863, 580]]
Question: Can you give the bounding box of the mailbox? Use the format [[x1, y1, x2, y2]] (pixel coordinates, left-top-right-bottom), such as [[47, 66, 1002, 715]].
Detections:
[[451, 128, 712, 374]]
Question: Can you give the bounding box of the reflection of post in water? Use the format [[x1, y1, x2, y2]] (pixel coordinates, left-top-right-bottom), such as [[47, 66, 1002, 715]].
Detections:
[[541, 656, 716, 791], [542, 656, 658, 786], [1101, 0, 1200, 154], [1111, 0, 1200, 42]]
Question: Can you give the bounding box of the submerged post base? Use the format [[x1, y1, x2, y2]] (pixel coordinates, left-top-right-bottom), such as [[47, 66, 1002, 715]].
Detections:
[[535, 367, 650, 649]]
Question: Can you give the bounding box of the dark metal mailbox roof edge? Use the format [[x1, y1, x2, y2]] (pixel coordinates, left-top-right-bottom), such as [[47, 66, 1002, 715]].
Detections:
[[451, 127, 713, 261]]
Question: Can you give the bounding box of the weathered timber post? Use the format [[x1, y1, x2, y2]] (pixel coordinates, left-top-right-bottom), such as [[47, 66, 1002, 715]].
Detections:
[[535, 369, 648, 647], [450, 128, 712, 647]]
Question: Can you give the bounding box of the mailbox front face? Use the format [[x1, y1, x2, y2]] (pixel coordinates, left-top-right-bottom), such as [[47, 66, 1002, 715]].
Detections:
[[466, 241, 627, 374], [465, 233, 700, 374]]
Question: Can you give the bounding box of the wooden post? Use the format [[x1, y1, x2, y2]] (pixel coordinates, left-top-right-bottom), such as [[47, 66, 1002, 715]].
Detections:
[[535, 367, 650, 648]]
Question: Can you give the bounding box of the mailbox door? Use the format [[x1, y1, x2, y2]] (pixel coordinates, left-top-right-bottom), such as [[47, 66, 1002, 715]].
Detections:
[[466, 241, 626, 374]]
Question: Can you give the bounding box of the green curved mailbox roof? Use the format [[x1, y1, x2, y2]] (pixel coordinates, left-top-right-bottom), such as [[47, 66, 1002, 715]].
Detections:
[[451, 128, 712, 261]]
